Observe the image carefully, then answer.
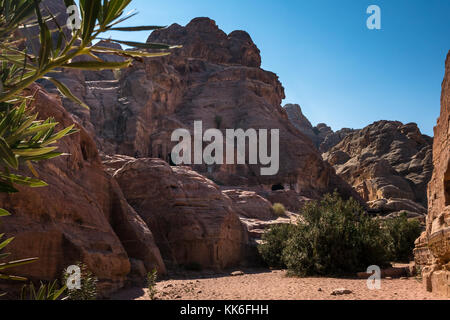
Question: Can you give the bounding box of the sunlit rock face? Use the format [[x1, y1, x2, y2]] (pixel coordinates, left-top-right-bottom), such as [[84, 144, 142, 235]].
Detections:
[[414, 51, 450, 298], [323, 120, 433, 216], [56, 16, 356, 200]]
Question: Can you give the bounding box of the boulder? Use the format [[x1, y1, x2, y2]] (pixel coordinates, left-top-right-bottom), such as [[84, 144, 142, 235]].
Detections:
[[112, 158, 248, 270], [222, 189, 275, 220]]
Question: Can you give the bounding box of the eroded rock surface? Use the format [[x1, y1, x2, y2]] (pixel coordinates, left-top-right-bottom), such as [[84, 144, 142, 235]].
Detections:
[[414, 51, 450, 298], [323, 121, 433, 215], [111, 158, 248, 270], [57, 17, 357, 201], [0, 86, 165, 297], [285, 104, 355, 152]]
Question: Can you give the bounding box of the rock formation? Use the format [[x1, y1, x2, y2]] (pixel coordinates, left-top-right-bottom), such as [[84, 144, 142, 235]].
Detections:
[[0, 85, 165, 297], [414, 51, 450, 298], [108, 157, 247, 269], [323, 121, 433, 215], [285, 104, 321, 146], [5, 0, 426, 297], [285, 104, 355, 152], [55, 16, 357, 200]]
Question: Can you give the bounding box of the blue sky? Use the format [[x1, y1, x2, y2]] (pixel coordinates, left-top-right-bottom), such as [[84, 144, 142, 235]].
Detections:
[[103, 0, 450, 136]]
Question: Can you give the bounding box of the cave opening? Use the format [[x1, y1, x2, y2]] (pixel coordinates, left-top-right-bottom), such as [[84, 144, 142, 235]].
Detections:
[[271, 184, 285, 191]]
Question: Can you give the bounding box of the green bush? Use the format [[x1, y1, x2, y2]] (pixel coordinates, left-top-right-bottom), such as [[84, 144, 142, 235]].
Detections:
[[62, 263, 97, 300], [260, 192, 390, 276], [258, 224, 295, 268], [382, 212, 422, 262], [272, 203, 286, 216]]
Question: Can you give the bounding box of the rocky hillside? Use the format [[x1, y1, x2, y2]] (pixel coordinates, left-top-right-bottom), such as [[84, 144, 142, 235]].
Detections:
[[0, 85, 165, 297], [414, 51, 450, 298], [324, 121, 433, 216], [286, 104, 433, 216], [51, 16, 357, 200], [285, 104, 355, 152]]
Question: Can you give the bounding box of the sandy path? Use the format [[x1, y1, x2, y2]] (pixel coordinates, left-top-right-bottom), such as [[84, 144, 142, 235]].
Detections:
[[112, 269, 447, 300]]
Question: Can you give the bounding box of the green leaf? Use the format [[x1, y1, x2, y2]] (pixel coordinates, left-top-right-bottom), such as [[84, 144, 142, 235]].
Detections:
[[41, 124, 77, 147], [21, 152, 64, 161], [80, 0, 101, 43], [46, 77, 89, 109], [0, 257, 38, 271], [61, 60, 132, 70], [0, 237, 14, 250], [91, 47, 171, 59], [0, 173, 48, 187], [0, 208, 10, 217], [0, 137, 19, 169], [0, 274, 28, 281], [107, 25, 166, 32], [104, 38, 179, 50], [14, 146, 58, 157]]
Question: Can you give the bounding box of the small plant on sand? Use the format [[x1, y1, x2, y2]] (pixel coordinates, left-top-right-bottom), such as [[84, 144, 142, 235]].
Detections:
[[146, 268, 158, 300], [272, 203, 286, 216], [62, 263, 97, 300]]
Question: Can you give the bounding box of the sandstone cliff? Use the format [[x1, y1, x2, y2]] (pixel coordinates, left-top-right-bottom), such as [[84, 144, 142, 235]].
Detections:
[[0, 85, 165, 297], [55, 17, 357, 201], [323, 121, 433, 216], [414, 51, 450, 298], [107, 157, 248, 270], [285, 104, 355, 152]]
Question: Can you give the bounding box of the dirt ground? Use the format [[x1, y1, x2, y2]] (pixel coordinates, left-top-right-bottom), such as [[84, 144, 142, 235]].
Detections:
[[111, 268, 448, 300]]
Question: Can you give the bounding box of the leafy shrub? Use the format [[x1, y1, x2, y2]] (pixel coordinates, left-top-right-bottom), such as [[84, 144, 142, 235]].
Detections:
[[382, 212, 422, 262], [260, 192, 390, 276], [62, 263, 97, 300], [20, 281, 66, 300], [258, 224, 295, 268], [272, 203, 286, 216], [146, 269, 158, 300]]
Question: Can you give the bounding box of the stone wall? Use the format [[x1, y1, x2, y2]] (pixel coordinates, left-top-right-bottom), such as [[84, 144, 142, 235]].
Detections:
[[414, 51, 450, 298]]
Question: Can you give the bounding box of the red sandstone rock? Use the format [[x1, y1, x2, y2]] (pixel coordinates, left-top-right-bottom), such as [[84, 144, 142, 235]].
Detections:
[[0, 85, 165, 297], [222, 189, 275, 220], [112, 158, 248, 270], [57, 17, 358, 203], [414, 51, 450, 298], [323, 120, 433, 215]]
